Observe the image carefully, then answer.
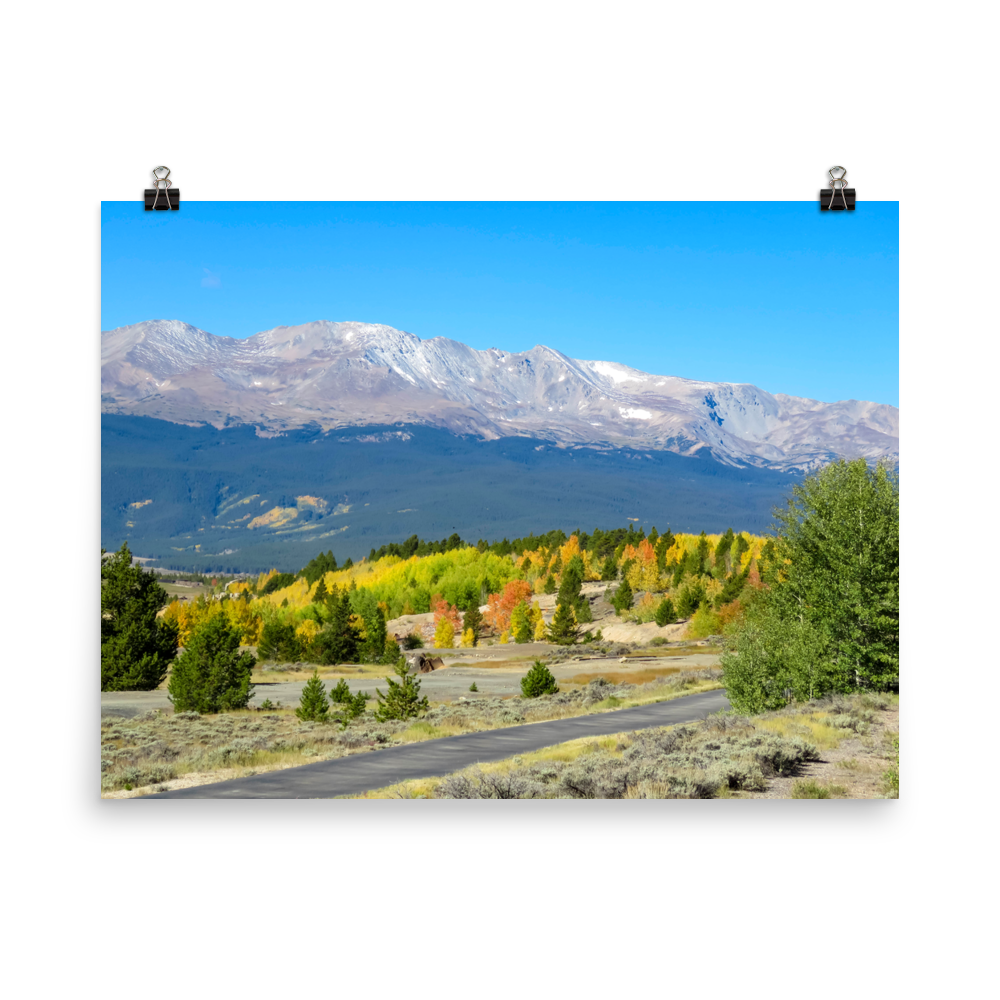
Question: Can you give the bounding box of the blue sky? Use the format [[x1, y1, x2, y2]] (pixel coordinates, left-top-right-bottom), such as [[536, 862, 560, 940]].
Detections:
[[101, 202, 898, 406]]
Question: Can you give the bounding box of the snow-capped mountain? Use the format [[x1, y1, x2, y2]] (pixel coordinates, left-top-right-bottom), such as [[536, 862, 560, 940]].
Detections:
[[101, 319, 898, 472]]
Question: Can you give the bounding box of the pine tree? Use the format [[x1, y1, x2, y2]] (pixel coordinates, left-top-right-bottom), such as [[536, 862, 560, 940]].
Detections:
[[257, 620, 300, 662], [510, 601, 532, 643], [330, 678, 352, 703], [314, 591, 359, 665], [612, 577, 634, 616], [296, 670, 330, 722], [374, 657, 429, 721], [520, 660, 559, 698], [543, 573, 557, 594], [313, 578, 328, 606], [167, 614, 256, 714], [548, 602, 579, 645], [654, 597, 677, 626], [600, 553, 618, 581], [101, 542, 178, 691], [462, 603, 484, 643]]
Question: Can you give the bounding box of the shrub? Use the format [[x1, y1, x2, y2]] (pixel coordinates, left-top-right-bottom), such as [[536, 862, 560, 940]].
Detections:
[[791, 780, 845, 799], [520, 661, 559, 698], [884, 734, 899, 798], [687, 603, 722, 638], [403, 632, 424, 650], [469, 682, 478, 692]]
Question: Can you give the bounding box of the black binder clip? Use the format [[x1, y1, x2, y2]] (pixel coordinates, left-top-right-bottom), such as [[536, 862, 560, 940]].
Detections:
[[144, 166, 180, 211], [820, 166, 855, 211]]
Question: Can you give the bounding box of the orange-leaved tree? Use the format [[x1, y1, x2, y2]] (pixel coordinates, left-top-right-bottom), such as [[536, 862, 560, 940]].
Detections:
[[483, 579, 533, 634]]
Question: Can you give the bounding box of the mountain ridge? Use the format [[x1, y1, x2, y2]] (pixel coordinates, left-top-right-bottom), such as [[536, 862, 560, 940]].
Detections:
[[101, 319, 898, 473]]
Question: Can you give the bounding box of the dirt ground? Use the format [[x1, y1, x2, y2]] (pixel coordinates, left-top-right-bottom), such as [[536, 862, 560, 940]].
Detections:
[[747, 702, 899, 799], [387, 582, 692, 647]]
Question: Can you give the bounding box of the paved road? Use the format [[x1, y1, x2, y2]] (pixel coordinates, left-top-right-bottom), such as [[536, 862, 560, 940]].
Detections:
[[101, 653, 721, 718], [147, 688, 729, 799]]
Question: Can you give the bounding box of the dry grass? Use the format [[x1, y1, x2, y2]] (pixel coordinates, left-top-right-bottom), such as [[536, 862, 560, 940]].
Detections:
[[756, 712, 845, 751], [352, 733, 622, 798], [567, 667, 682, 686], [623, 645, 722, 658]]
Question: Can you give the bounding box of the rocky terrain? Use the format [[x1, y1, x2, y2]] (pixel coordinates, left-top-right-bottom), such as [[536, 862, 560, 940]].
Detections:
[[102, 319, 898, 472]]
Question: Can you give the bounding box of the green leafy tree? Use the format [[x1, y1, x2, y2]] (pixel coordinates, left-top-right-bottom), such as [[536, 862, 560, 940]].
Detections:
[[374, 657, 429, 721], [167, 615, 256, 713], [654, 597, 677, 626], [314, 591, 359, 664], [520, 660, 559, 698], [770, 458, 899, 690], [721, 459, 899, 710], [510, 601, 532, 643], [296, 670, 330, 722], [101, 542, 178, 691], [548, 602, 579, 645]]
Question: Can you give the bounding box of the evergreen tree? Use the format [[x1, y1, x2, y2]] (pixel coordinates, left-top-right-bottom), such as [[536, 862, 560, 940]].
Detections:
[[167, 614, 256, 714], [296, 670, 330, 722], [313, 577, 328, 606], [543, 573, 557, 594], [462, 603, 484, 644], [600, 553, 618, 581], [330, 678, 352, 703], [511, 601, 532, 643], [520, 660, 559, 698], [694, 532, 710, 575], [611, 577, 634, 616], [257, 619, 300, 662], [548, 603, 579, 645], [654, 597, 677, 626], [714, 565, 751, 608], [101, 542, 179, 691], [374, 657, 429, 721], [314, 591, 359, 665], [676, 581, 706, 618]]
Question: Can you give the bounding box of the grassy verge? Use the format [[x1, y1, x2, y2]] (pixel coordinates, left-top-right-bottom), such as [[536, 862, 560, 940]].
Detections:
[[101, 668, 722, 796], [350, 691, 898, 800]]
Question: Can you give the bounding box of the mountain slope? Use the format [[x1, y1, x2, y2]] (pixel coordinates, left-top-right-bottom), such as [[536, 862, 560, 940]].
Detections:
[[101, 319, 898, 472]]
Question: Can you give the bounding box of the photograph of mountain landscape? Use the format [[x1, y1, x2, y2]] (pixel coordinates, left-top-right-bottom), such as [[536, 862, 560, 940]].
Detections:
[[101, 201, 899, 800]]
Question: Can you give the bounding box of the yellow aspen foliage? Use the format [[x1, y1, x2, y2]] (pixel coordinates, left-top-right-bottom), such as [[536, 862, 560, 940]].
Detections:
[[349, 612, 366, 640], [499, 631, 510, 644], [434, 618, 455, 648], [532, 603, 547, 641], [295, 619, 321, 645], [460, 627, 476, 648], [559, 534, 582, 567], [623, 538, 660, 592], [581, 549, 601, 581]]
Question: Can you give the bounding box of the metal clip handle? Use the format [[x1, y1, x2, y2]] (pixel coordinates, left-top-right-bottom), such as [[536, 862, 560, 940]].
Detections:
[[828, 166, 849, 211], [151, 166, 172, 210]]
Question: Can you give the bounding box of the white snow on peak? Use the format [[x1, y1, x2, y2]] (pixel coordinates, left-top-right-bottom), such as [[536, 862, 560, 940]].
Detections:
[[592, 361, 647, 384]]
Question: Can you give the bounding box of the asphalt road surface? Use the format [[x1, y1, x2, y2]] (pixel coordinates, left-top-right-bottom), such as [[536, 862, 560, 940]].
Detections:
[[147, 688, 730, 799]]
